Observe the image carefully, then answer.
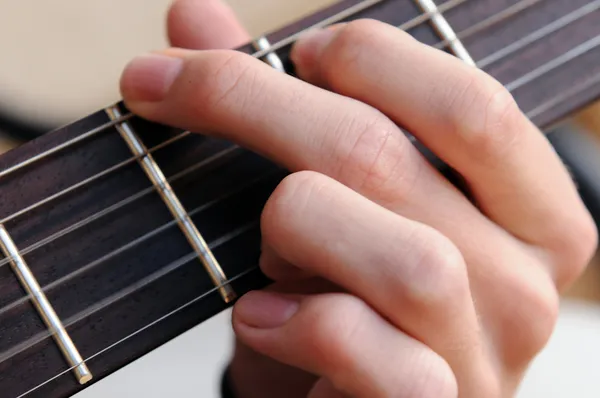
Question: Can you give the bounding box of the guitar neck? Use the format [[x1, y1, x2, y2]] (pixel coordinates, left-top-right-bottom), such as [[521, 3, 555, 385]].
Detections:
[[1, 0, 599, 397]]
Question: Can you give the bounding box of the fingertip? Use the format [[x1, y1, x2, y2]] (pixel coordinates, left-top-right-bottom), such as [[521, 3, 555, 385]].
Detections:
[[290, 24, 344, 85], [120, 53, 184, 103], [232, 291, 300, 339], [167, 0, 250, 49]]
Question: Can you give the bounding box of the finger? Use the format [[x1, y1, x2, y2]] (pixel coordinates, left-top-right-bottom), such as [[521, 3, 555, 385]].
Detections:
[[232, 291, 458, 398], [119, 47, 489, 244], [167, 0, 250, 49], [260, 171, 491, 394], [290, 20, 598, 285]]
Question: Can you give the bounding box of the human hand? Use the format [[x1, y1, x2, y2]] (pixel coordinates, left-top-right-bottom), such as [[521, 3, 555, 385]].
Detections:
[[120, 1, 598, 397]]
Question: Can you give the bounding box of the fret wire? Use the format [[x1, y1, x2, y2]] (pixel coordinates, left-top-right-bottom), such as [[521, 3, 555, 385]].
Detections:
[[506, 33, 600, 92], [398, 0, 468, 31], [5, 223, 258, 397], [414, 0, 475, 65], [16, 263, 259, 398], [432, 0, 545, 50], [0, 226, 92, 385], [526, 70, 600, 120], [107, 106, 236, 303], [0, 170, 277, 319], [477, 0, 600, 68]]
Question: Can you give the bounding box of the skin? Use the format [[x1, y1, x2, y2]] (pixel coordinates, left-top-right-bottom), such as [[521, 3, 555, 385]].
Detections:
[[119, 0, 599, 397]]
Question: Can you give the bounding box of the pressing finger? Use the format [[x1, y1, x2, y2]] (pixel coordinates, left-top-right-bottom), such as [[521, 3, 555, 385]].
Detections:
[[233, 291, 458, 398]]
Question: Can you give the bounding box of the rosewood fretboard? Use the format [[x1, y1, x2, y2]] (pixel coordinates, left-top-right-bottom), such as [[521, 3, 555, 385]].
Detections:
[[0, 0, 599, 397]]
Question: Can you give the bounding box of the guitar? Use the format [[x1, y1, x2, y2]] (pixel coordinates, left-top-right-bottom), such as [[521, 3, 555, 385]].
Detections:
[[0, 0, 599, 397]]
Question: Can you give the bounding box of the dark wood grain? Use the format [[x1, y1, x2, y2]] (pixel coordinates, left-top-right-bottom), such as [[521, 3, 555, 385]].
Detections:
[[0, 1, 599, 397]]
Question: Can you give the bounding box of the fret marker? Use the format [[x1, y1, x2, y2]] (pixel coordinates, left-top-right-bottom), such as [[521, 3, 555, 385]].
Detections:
[[105, 106, 237, 304], [0, 225, 92, 385], [252, 36, 286, 73], [414, 0, 476, 66]]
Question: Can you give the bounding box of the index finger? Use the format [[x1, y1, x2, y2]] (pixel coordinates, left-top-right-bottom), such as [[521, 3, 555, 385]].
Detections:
[[120, 48, 451, 209]]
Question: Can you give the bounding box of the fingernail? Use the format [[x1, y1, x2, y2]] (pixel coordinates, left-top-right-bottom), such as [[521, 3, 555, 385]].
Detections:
[[235, 291, 299, 329], [291, 26, 339, 70], [120, 53, 184, 102]]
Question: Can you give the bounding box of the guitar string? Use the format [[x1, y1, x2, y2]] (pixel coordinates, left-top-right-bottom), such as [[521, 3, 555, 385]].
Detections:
[[0, 1, 596, 316], [0, 112, 133, 180], [0, 170, 280, 319], [0, 0, 596, 333], [478, 0, 600, 68], [432, 0, 545, 50], [506, 32, 600, 92], [8, 2, 600, 394], [0, 0, 592, 265], [527, 69, 600, 119], [14, 229, 260, 398]]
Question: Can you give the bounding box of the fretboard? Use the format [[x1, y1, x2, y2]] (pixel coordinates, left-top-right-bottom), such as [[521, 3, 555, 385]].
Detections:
[[1, 0, 599, 397]]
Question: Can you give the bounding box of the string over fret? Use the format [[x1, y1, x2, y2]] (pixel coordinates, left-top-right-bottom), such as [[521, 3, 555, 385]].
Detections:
[[252, 37, 286, 72], [105, 106, 237, 303], [0, 225, 92, 385], [414, 0, 475, 66]]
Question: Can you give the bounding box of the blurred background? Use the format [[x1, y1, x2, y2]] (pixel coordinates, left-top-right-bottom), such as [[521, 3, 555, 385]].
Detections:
[[0, 0, 600, 396]]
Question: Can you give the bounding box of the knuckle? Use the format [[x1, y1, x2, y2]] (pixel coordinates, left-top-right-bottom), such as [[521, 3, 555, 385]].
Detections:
[[554, 214, 599, 288], [198, 51, 259, 114], [526, 285, 560, 354], [407, 353, 458, 398], [321, 19, 401, 84], [402, 229, 469, 311], [503, 274, 560, 365], [261, 171, 327, 242], [338, 117, 415, 203], [303, 295, 368, 366], [445, 71, 523, 163]]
